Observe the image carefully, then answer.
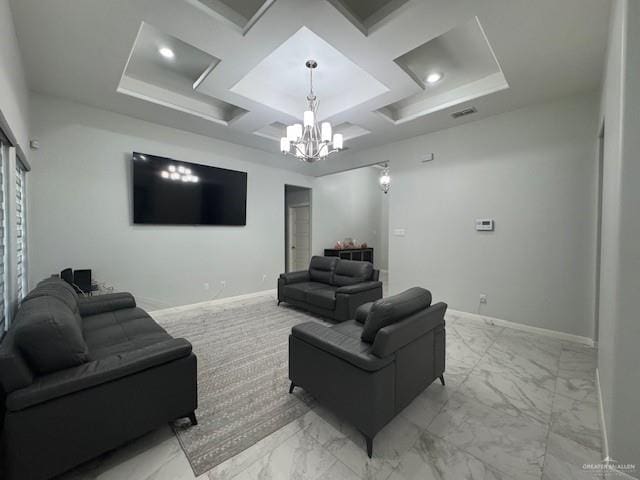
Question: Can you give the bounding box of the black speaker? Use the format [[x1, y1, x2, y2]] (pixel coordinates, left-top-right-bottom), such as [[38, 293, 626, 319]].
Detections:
[[73, 269, 92, 294], [60, 268, 73, 285]]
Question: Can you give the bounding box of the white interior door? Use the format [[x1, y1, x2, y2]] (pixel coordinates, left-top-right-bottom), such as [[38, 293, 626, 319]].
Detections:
[[289, 206, 310, 271]]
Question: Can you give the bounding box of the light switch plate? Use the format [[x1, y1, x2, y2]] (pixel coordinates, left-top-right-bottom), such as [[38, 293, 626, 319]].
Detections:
[[393, 228, 406, 237]]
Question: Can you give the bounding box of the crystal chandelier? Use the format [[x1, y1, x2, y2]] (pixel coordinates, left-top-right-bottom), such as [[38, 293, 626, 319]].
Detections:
[[280, 60, 344, 163]]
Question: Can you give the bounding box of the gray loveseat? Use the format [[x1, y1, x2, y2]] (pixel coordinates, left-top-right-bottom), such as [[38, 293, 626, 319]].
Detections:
[[278, 256, 383, 322], [288, 287, 446, 457], [0, 277, 198, 480]]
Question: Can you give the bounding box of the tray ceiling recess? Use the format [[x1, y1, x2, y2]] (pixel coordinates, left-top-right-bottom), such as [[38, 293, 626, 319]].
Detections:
[[376, 17, 509, 125], [326, 0, 410, 36], [183, 0, 276, 35], [118, 23, 248, 126], [231, 26, 389, 120]]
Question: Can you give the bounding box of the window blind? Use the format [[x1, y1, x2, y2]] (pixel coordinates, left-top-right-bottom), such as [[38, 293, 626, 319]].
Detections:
[[15, 162, 26, 303], [0, 144, 6, 332]]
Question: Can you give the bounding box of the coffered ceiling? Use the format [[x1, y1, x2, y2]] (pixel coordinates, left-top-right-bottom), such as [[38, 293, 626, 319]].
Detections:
[[11, 0, 610, 174]]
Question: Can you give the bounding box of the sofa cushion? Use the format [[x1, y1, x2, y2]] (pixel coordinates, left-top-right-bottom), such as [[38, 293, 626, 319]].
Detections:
[[38, 276, 80, 301], [23, 277, 81, 318], [332, 260, 373, 286], [82, 307, 171, 360], [282, 281, 328, 302], [14, 296, 90, 374], [332, 319, 364, 339], [291, 322, 393, 372], [308, 256, 338, 284], [306, 286, 337, 310], [361, 287, 432, 343]]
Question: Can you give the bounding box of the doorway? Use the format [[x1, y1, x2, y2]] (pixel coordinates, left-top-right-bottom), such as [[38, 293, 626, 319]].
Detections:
[[285, 185, 312, 272]]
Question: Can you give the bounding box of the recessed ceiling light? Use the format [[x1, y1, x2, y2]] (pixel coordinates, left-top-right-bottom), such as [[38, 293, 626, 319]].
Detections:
[[159, 47, 175, 59], [426, 72, 443, 84]]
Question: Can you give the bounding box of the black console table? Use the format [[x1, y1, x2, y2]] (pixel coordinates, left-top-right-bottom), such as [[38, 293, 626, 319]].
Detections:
[[324, 248, 373, 264]]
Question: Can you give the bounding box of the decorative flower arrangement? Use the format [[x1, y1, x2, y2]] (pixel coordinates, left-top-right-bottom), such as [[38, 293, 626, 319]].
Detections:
[[333, 240, 369, 250]]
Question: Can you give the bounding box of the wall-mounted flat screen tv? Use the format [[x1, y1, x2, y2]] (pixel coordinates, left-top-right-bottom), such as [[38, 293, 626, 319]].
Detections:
[[132, 152, 247, 226]]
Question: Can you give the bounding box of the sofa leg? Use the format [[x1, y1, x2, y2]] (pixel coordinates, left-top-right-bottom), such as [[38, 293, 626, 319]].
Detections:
[[365, 436, 373, 458], [439, 374, 445, 386], [289, 382, 296, 394], [188, 412, 198, 426]]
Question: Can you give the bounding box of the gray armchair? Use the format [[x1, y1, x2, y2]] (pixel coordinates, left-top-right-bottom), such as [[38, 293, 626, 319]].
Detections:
[[288, 287, 446, 457]]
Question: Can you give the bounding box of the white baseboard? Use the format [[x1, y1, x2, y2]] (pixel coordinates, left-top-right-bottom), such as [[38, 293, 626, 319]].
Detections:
[[136, 295, 174, 311], [447, 308, 594, 346], [147, 289, 276, 315]]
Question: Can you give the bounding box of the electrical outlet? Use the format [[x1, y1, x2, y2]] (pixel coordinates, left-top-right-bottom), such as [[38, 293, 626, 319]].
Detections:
[[479, 294, 488, 304], [220, 280, 226, 288], [203, 282, 210, 291], [262, 274, 267, 283]]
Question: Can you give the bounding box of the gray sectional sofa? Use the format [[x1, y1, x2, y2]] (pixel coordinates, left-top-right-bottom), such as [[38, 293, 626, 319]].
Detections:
[[288, 287, 447, 457], [0, 277, 198, 480], [278, 256, 383, 321]]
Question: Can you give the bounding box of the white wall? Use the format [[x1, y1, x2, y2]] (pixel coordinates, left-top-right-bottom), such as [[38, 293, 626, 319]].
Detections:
[[597, 0, 640, 468], [0, 0, 30, 158], [28, 94, 313, 309], [345, 93, 599, 338], [312, 167, 387, 270]]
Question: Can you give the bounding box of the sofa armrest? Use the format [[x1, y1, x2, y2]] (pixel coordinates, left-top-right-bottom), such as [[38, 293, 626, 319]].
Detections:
[[6, 338, 193, 411], [372, 302, 447, 358], [336, 281, 382, 295], [78, 292, 136, 316], [279, 270, 310, 285], [291, 322, 393, 372]]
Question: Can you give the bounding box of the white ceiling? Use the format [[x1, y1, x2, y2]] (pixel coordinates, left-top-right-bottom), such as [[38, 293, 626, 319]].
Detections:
[[10, 0, 610, 175]]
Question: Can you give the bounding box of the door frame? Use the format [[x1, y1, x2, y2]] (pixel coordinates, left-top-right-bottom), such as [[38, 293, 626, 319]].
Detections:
[[284, 185, 312, 273], [288, 205, 311, 272]]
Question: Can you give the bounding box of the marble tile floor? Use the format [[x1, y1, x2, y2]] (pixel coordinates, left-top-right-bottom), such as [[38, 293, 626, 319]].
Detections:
[[57, 307, 604, 480]]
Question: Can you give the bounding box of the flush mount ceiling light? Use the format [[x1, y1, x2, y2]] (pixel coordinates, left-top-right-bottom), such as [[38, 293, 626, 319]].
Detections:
[[158, 47, 175, 59], [426, 72, 443, 84], [160, 164, 199, 183], [379, 163, 391, 194], [280, 60, 344, 163]]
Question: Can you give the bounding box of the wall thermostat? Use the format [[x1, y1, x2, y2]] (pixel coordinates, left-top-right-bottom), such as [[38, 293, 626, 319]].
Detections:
[[475, 219, 494, 231]]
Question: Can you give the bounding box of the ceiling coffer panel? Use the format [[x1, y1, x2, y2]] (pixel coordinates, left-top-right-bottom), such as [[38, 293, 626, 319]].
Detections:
[[184, 0, 276, 35], [375, 17, 509, 125], [119, 23, 248, 126], [326, 0, 410, 35]]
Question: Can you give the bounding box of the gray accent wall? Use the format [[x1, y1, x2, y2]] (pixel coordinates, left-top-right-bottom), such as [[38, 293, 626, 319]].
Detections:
[[341, 93, 600, 338], [597, 0, 639, 469], [27, 94, 313, 309]]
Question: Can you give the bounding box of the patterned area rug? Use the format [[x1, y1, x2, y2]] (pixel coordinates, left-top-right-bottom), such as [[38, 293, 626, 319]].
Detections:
[[152, 293, 317, 476]]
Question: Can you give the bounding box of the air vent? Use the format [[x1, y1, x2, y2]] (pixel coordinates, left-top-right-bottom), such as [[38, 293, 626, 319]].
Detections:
[[451, 107, 478, 119]]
